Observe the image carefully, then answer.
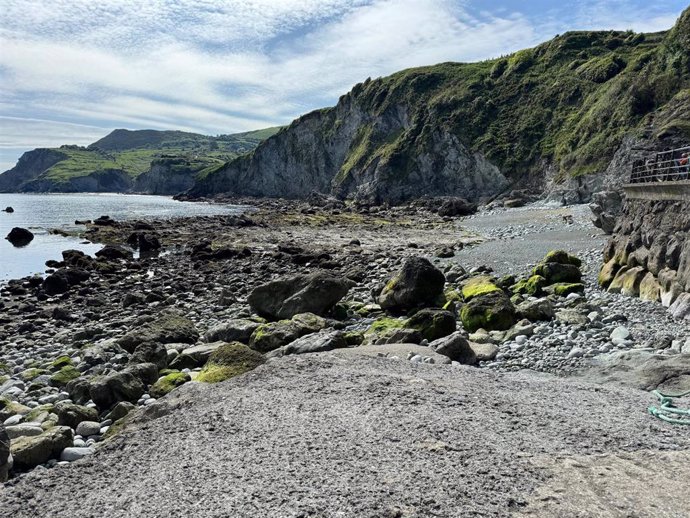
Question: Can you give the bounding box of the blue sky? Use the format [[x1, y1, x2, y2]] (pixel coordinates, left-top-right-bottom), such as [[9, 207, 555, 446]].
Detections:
[[0, 0, 687, 172]]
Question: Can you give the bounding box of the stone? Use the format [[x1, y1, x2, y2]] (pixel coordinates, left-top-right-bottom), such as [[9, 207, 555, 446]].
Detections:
[[504, 320, 535, 342], [88, 368, 147, 410], [437, 197, 476, 217], [639, 273, 661, 302], [0, 424, 10, 482], [658, 269, 682, 307], [169, 342, 224, 370], [117, 311, 199, 353], [10, 426, 73, 469], [405, 308, 456, 341], [556, 310, 588, 326], [550, 283, 585, 297], [54, 402, 98, 428], [266, 330, 349, 358], [60, 447, 94, 462], [203, 319, 262, 344], [249, 272, 353, 320], [598, 258, 621, 289], [149, 372, 191, 398], [42, 268, 91, 295], [533, 262, 581, 285], [516, 298, 555, 321], [608, 266, 646, 297], [75, 421, 102, 437], [95, 245, 133, 261], [5, 227, 34, 247], [197, 342, 266, 383], [429, 332, 477, 365], [669, 293, 690, 320], [130, 341, 168, 370], [378, 257, 445, 311], [105, 402, 136, 422], [5, 424, 44, 440], [610, 326, 631, 345], [469, 341, 499, 361], [461, 276, 501, 301], [460, 291, 516, 332], [511, 275, 547, 297], [248, 313, 327, 353]]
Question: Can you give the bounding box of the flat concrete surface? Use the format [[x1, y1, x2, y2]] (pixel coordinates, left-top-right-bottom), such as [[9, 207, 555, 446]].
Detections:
[[1, 354, 688, 518]]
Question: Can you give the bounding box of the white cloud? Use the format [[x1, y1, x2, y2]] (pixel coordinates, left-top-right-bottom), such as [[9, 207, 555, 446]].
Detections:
[[0, 0, 685, 169]]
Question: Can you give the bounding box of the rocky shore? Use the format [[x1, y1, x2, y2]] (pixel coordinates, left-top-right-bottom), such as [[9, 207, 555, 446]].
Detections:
[[1, 198, 690, 515]]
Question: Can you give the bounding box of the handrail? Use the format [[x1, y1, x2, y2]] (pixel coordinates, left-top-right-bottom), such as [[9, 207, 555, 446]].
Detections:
[[629, 145, 690, 184]]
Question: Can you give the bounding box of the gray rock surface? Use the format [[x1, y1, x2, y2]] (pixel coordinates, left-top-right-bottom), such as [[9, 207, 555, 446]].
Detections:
[[0, 424, 10, 482], [1, 355, 687, 516]]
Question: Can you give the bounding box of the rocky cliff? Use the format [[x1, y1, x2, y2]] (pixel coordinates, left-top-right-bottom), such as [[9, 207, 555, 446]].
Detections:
[[600, 198, 690, 320], [190, 8, 690, 204], [133, 157, 211, 195]]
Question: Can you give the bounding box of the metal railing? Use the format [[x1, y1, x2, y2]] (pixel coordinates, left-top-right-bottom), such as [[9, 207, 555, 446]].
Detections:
[[629, 145, 690, 184]]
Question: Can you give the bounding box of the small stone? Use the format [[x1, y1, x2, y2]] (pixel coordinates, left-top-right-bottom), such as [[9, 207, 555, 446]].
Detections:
[[75, 421, 102, 437]]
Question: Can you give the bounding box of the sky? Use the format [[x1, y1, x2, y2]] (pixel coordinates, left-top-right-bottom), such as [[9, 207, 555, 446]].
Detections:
[[0, 0, 687, 172]]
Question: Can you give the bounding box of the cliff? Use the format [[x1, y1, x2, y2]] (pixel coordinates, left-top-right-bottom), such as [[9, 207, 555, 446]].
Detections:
[[190, 8, 690, 204]]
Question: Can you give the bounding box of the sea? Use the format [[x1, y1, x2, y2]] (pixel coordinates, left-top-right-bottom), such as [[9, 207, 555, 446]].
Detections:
[[0, 193, 244, 282]]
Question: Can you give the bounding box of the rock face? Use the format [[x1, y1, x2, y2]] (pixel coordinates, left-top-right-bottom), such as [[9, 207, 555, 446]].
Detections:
[[602, 199, 690, 317], [5, 227, 34, 247], [589, 190, 623, 234], [249, 273, 353, 320], [133, 157, 201, 195], [117, 311, 199, 353], [378, 257, 445, 311]]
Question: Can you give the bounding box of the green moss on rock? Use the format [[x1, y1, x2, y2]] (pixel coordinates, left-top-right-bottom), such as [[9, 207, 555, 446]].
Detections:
[[552, 283, 585, 296], [50, 365, 81, 387], [197, 342, 265, 383], [543, 250, 582, 267], [461, 276, 501, 302], [50, 356, 73, 370], [149, 372, 191, 398]]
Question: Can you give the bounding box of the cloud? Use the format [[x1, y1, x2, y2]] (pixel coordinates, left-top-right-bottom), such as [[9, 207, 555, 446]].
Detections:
[[0, 0, 686, 168]]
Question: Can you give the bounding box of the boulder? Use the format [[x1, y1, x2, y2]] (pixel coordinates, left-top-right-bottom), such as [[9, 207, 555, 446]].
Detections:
[[266, 331, 349, 359], [10, 426, 73, 470], [556, 310, 588, 326], [533, 262, 582, 284], [149, 372, 191, 398], [461, 276, 502, 302], [429, 332, 477, 365], [169, 342, 224, 370], [460, 291, 516, 332], [589, 191, 622, 234], [5, 227, 34, 247], [658, 268, 682, 307], [516, 298, 555, 321], [95, 245, 133, 261], [598, 259, 620, 288], [3, 206, 14, 213], [669, 293, 690, 320], [469, 341, 499, 361], [42, 268, 91, 295], [549, 283, 585, 297], [197, 342, 266, 383], [378, 257, 445, 311], [117, 311, 199, 353], [249, 272, 353, 320], [129, 341, 168, 370], [437, 197, 477, 217], [54, 402, 98, 428], [0, 424, 10, 482], [248, 313, 327, 353], [203, 319, 262, 344], [405, 308, 456, 341], [511, 275, 547, 296], [88, 368, 147, 410]]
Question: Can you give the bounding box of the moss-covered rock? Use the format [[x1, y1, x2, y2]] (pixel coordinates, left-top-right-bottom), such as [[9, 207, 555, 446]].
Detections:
[[598, 258, 621, 288], [50, 356, 73, 370], [149, 372, 191, 397], [460, 291, 517, 333], [511, 275, 547, 296], [461, 275, 501, 302], [639, 272, 661, 302], [50, 365, 81, 387], [551, 283, 585, 297], [116, 310, 199, 353], [533, 262, 582, 284], [344, 331, 364, 346], [543, 250, 583, 267], [19, 368, 48, 382], [608, 266, 646, 296], [405, 308, 456, 341], [378, 257, 445, 311], [0, 397, 31, 421], [197, 342, 265, 383]]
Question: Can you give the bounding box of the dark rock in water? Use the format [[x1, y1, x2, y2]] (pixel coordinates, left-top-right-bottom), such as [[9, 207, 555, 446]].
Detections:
[[3, 206, 14, 213], [5, 227, 34, 247], [93, 215, 116, 226], [62, 249, 96, 269], [0, 423, 10, 482], [378, 257, 445, 312], [127, 232, 161, 252], [429, 332, 477, 365], [249, 273, 354, 320], [95, 245, 133, 261]]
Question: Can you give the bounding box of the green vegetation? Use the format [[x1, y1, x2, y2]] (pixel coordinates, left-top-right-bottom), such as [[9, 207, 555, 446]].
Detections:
[[149, 372, 191, 398], [197, 342, 265, 383], [461, 276, 502, 302], [50, 365, 81, 387]]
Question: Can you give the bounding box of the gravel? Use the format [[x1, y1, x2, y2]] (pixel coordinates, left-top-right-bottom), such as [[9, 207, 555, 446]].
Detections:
[[1, 353, 688, 518]]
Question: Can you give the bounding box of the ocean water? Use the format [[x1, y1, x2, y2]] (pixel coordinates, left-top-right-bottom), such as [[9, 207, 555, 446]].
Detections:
[[0, 193, 244, 282]]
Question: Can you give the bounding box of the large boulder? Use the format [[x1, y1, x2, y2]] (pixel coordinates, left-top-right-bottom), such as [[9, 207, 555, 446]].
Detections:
[[405, 308, 456, 341], [460, 291, 517, 332], [42, 268, 91, 296], [589, 191, 622, 235], [516, 298, 555, 321], [0, 424, 10, 481], [117, 311, 199, 353], [10, 426, 73, 470], [169, 342, 224, 370], [203, 319, 262, 344], [639, 273, 661, 302], [429, 332, 477, 365], [95, 245, 133, 261], [249, 272, 353, 320], [129, 342, 168, 370], [5, 227, 34, 247], [608, 266, 646, 297], [378, 257, 445, 311], [248, 313, 327, 353], [197, 342, 266, 383], [149, 372, 191, 398], [437, 197, 477, 217]]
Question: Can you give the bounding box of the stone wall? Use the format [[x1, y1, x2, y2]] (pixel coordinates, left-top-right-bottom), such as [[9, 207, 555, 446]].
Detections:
[[600, 199, 690, 319]]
